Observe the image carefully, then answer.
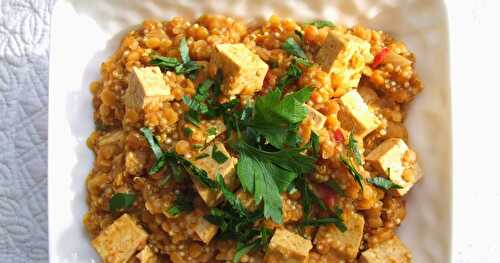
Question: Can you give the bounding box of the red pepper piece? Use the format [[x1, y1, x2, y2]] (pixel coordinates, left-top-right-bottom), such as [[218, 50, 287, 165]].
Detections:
[[372, 47, 389, 68], [331, 129, 344, 142]]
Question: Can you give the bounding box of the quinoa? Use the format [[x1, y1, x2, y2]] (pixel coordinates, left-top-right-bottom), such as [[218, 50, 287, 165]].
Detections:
[[84, 15, 423, 262]]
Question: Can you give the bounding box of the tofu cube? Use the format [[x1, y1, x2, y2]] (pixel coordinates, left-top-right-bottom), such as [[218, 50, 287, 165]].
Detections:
[[91, 214, 148, 263], [360, 236, 412, 263], [191, 142, 238, 207], [338, 90, 381, 138], [304, 104, 327, 132], [264, 228, 313, 263], [315, 31, 373, 95], [314, 212, 364, 260], [366, 138, 422, 196], [136, 245, 158, 263], [194, 217, 219, 244], [211, 43, 269, 95], [124, 66, 171, 109]]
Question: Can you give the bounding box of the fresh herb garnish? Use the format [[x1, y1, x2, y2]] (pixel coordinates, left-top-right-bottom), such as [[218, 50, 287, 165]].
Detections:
[[167, 192, 195, 216], [159, 174, 172, 187], [183, 79, 214, 125], [309, 132, 320, 157], [183, 127, 193, 138], [367, 177, 403, 190], [150, 38, 200, 79], [140, 127, 163, 160], [109, 192, 136, 213], [327, 179, 346, 197], [304, 20, 335, 29], [211, 145, 229, 164], [340, 155, 364, 191], [192, 144, 203, 149], [140, 127, 217, 188], [296, 175, 326, 220], [283, 37, 308, 60], [208, 127, 218, 136], [276, 60, 302, 91], [216, 174, 247, 217], [348, 132, 362, 165], [232, 139, 315, 223], [195, 153, 210, 160], [301, 207, 347, 232], [251, 87, 313, 148], [233, 228, 272, 263]]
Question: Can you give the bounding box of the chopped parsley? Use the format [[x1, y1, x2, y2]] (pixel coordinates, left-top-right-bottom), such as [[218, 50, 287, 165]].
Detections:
[[109, 192, 136, 213], [150, 38, 200, 79], [367, 175, 403, 190], [167, 192, 195, 216], [340, 155, 364, 191], [183, 79, 214, 125], [183, 127, 193, 138], [140, 127, 217, 188], [348, 132, 362, 165], [250, 87, 313, 148], [207, 127, 218, 136], [296, 175, 326, 220], [301, 207, 347, 232], [211, 145, 229, 164], [283, 37, 308, 60], [195, 153, 210, 160], [304, 20, 335, 29], [276, 60, 302, 91]]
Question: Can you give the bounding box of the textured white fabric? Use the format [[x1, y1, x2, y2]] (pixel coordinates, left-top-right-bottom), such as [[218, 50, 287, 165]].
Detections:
[[0, 0, 54, 262]]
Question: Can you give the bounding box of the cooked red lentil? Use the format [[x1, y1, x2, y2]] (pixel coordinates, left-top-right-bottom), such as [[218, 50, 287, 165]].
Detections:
[[84, 15, 423, 263]]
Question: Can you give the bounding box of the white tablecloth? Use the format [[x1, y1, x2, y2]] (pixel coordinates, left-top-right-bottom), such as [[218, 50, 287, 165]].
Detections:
[[0, 0, 54, 262]]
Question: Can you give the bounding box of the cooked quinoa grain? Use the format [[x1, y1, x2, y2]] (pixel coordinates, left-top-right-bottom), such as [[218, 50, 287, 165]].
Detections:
[[85, 15, 423, 263]]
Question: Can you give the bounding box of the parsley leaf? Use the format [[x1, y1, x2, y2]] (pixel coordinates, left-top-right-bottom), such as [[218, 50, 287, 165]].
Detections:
[[348, 132, 362, 165], [183, 79, 214, 125], [232, 139, 315, 223], [195, 153, 210, 160], [251, 87, 313, 148], [150, 38, 200, 79], [276, 60, 302, 91], [140, 127, 163, 160], [109, 192, 136, 213], [183, 127, 193, 138], [167, 192, 195, 216], [179, 37, 190, 63], [216, 174, 247, 217], [296, 175, 326, 220], [367, 177, 403, 190], [283, 37, 308, 60], [304, 20, 335, 29], [212, 145, 229, 164], [340, 155, 364, 191], [233, 228, 272, 263]]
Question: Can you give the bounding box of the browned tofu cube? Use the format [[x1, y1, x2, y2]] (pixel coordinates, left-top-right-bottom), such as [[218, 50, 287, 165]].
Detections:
[[315, 31, 373, 96], [304, 104, 327, 132], [136, 245, 158, 263], [211, 43, 268, 95], [194, 217, 219, 244], [366, 138, 422, 196], [91, 214, 148, 263], [314, 212, 364, 260], [360, 236, 412, 263], [191, 142, 239, 207], [124, 66, 171, 109], [338, 90, 381, 138], [264, 228, 313, 263]]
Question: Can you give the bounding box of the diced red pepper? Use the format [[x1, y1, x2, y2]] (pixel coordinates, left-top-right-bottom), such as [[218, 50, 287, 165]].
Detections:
[[331, 129, 344, 142], [316, 183, 336, 208], [372, 47, 390, 68]]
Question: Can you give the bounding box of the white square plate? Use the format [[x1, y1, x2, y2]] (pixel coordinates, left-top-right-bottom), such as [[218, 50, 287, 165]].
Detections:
[[48, 0, 451, 262]]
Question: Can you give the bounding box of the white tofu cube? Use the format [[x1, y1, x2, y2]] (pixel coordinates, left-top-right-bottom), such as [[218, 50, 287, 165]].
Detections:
[[211, 43, 269, 95], [314, 212, 364, 260], [366, 138, 422, 196], [315, 31, 373, 95], [304, 104, 327, 132], [360, 236, 412, 263], [136, 245, 158, 263], [91, 214, 148, 263], [194, 217, 219, 244], [264, 228, 313, 263], [338, 90, 381, 138], [191, 142, 238, 207], [124, 66, 171, 109]]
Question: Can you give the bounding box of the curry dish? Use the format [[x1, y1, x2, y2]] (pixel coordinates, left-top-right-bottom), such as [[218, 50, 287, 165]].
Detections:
[[84, 15, 423, 263]]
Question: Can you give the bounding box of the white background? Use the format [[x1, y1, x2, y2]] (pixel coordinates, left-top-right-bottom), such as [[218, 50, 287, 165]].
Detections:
[[447, 0, 500, 262]]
